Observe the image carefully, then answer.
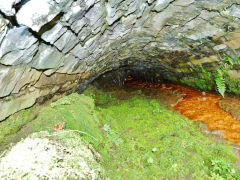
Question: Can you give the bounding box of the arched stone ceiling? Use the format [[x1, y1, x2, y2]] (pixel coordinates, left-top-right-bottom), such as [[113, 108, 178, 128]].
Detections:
[[0, 0, 240, 120]]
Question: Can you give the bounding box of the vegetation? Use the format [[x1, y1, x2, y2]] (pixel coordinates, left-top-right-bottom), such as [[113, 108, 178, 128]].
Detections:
[[180, 53, 240, 97], [215, 69, 226, 98], [1, 86, 240, 179]]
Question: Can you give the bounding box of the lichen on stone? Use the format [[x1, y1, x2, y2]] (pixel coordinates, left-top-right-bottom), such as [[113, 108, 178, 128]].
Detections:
[[0, 130, 104, 180]]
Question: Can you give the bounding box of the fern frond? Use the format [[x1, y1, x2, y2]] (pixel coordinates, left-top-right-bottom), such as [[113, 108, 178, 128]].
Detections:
[[215, 69, 226, 97]]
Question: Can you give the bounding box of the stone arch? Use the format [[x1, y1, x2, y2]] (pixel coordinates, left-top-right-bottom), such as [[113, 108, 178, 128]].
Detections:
[[0, 0, 240, 120]]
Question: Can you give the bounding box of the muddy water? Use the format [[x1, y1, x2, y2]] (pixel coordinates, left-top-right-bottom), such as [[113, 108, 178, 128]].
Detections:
[[125, 79, 240, 150]]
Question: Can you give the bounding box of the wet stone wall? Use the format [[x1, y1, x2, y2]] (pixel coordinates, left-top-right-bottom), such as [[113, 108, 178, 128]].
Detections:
[[1, 0, 240, 120]]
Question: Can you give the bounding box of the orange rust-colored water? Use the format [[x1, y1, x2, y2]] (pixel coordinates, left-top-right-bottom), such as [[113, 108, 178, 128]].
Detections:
[[126, 79, 240, 147]]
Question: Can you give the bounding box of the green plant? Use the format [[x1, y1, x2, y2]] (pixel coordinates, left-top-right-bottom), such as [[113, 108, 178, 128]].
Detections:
[[210, 160, 240, 179], [50, 97, 71, 107], [215, 69, 226, 98], [224, 55, 234, 66]]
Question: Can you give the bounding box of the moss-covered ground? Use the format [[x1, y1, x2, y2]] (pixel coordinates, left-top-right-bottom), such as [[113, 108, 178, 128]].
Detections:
[[1, 85, 240, 179]]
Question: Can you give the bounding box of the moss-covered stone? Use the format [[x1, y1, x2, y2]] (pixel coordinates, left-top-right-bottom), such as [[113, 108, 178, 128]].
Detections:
[[0, 131, 104, 179]]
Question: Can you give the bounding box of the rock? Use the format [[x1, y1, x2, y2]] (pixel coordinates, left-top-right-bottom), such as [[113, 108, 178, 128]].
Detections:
[[225, 30, 240, 50], [106, 2, 123, 25], [222, 4, 240, 19], [0, 26, 38, 65], [78, 27, 92, 41], [0, 66, 25, 97], [71, 17, 88, 34], [57, 54, 81, 74], [190, 55, 219, 65], [0, 0, 21, 16], [199, 10, 219, 20], [13, 68, 42, 93], [63, 1, 85, 24], [43, 69, 57, 76], [85, 0, 95, 9], [16, 0, 61, 32], [41, 22, 67, 44], [0, 14, 9, 44], [85, 2, 104, 27], [70, 43, 90, 59], [105, 2, 116, 18], [148, 0, 155, 4], [34, 73, 77, 88], [173, 0, 195, 7], [108, 0, 124, 7], [32, 43, 64, 70], [54, 0, 74, 10], [0, 131, 103, 178], [136, 1, 146, 18], [0, 0, 240, 121], [213, 44, 227, 51], [153, 0, 173, 12], [186, 22, 223, 40], [54, 30, 79, 53], [227, 70, 240, 80], [0, 89, 40, 121]]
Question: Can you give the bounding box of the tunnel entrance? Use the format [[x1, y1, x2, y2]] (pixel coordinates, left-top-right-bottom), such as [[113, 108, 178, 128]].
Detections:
[[92, 67, 240, 149], [1, 66, 240, 179]]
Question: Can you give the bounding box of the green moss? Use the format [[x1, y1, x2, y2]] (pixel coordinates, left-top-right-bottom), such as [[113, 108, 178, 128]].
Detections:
[[225, 77, 240, 95], [0, 105, 40, 146], [94, 91, 239, 179], [25, 93, 103, 147], [1, 87, 239, 179], [0, 93, 103, 150]]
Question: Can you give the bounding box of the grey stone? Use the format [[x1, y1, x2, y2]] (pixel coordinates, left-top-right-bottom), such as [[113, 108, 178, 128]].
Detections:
[[63, 1, 85, 24], [173, 0, 195, 7], [78, 27, 92, 41], [85, 2, 104, 27], [136, 1, 146, 18], [54, 30, 79, 53], [13, 68, 42, 93], [85, 0, 95, 9], [0, 15, 9, 45], [16, 0, 61, 32], [71, 17, 88, 33], [0, 0, 21, 16], [41, 22, 67, 44], [54, 0, 74, 10], [0, 26, 38, 65], [186, 22, 223, 40], [84, 34, 100, 50], [71, 43, 90, 59], [105, 2, 116, 18], [0, 66, 25, 97], [32, 43, 64, 70], [125, 0, 137, 16], [108, 0, 124, 7], [106, 10, 123, 25], [0, 89, 41, 121], [213, 44, 227, 51], [222, 4, 240, 19], [1, 0, 240, 120], [92, 18, 105, 33], [148, 0, 155, 4], [199, 10, 219, 20], [153, 0, 173, 12], [43, 69, 57, 76], [145, 6, 177, 33], [57, 54, 81, 74]]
